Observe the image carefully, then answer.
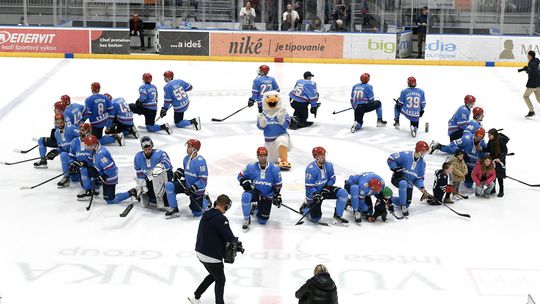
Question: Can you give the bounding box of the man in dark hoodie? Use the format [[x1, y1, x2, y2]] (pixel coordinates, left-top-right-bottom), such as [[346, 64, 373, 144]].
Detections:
[[519, 50, 540, 117], [295, 264, 338, 304], [188, 194, 238, 304]]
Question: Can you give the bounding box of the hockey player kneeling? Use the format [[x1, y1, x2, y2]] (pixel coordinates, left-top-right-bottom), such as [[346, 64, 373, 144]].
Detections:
[[134, 136, 174, 209], [257, 91, 292, 170]]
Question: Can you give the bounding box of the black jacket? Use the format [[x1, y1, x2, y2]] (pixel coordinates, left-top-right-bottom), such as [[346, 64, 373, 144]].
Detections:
[[195, 208, 236, 260], [295, 272, 338, 304], [487, 133, 509, 177], [525, 58, 540, 88], [432, 169, 450, 201], [416, 12, 428, 33]]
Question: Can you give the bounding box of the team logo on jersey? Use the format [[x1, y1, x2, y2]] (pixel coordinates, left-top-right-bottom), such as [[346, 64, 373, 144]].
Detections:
[[101, 157, 108, 163]]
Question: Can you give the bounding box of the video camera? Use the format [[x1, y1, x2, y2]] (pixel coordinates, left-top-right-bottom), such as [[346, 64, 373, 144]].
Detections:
[[224, 237, 244, 264], [518, 66, 528, 73]]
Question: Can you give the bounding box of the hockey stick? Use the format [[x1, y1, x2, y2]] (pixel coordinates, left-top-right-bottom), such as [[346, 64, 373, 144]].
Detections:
[[13, 144, 39, 154], [507, 152, 515, 156], [506, 176, 540, 187], [1, 156, 41, 166], [281, 202, 302, 215], [425, 193, 471, 218], [211, 105, 249, 122], [20, 172, 65, 190], [295, 201, 329, 226], [119, 203, 134, 217], [85, 187, 96, 211], [332, 107, 352, 115]]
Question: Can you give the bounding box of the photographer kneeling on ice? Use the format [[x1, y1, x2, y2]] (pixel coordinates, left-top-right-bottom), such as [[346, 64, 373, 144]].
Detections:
[[189, 194, 244, 304]]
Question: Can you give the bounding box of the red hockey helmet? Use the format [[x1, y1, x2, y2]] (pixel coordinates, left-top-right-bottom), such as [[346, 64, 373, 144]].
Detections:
[[407, 76, 417, 87], [61, 94, 71, 105], [91, 82, 101, 93], [415, 140, 430, 153], [464, 94, 476, 105], [83, 135, 99, 148], [163, 70, 174, 80], [54, 113, 64, 121], [54, 101, 67, 113], [360, 73, 370, 84], [472, 106, 484, 118], [79, 123, 92, 135], [312, 146, 327, 158], [475, 127, 486, 139], [143, 73, 152, 83], [103, 93, 113, 101], [186, 138, 201, 151], [258, 65, 270, 75], [256, 147, 268, 156], [369, 178, 383, 192]]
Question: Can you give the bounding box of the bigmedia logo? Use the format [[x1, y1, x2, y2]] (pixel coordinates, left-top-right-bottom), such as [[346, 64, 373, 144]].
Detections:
[[368, 39, 396, 54], [425, 40, 457, 59]]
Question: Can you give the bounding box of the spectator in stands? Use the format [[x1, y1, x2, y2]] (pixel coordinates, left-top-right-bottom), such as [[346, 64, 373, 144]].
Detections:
[[17, 16, 26, 26], [240, 1, 256, 30], [130, 14, 145, 50], [295, 264, 338, 304], [535, 15, 540, 34], [330, 19, 348, 32], [281, 13, 293, 31], [307, 16, 323, 32], [295, 1, 304, 31], [364, 14, 378, 32], [416, 6, 429, 58], [282, 3, 299, 31]]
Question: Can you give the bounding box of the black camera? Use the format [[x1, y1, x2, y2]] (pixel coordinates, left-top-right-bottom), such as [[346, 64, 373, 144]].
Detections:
[[224, 238, 244, 264], [518, 66, 527, 73]]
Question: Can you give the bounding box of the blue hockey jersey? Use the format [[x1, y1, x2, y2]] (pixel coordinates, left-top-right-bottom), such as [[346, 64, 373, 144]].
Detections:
[[238, 162, 282, 197], [68, 137, 93, 165], [251, 76, 280, 104], [112, 98, 134, 126], [91, 146, 118, 185], [183, 154, 208, 191], [257, 112, 290, 142], [387, 151, 426, 189], [63, 103, 85, 127], [444, 134, 487, 168], [163, 79, 192, 113], [139, 83, 158, 110], [289, 79, 318, 107], [305, 161, 336, 200], [84, 93, 113, 128], [448, 105, 471, 135], [350, 83, 375, 109], [134, 149, 172, 180], [54, 125, 79, 153], [463, 120, 482, 136], [398, 87, 426, 121], [346, 172, 385, 200]]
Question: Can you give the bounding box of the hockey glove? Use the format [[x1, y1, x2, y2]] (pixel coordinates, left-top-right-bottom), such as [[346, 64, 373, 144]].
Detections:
[[189, 184, 199, 195], [321, 187, 332, 199], [312, 193, 323, 205], [173, 168, 185, 180], [420, 110, 424, 117], [240, 178, 253, 191], [310, 105, 318, 115], [392, 166, 404, 179], [159, 108, 168, 118], [272, 193, 282, 208], [68, 162, 80, 174], [97, 174, 108, 185], [444, 185, 454, 193], [135, 99, 142, 107], [248, 98, 255, 107], [45, 149, 59, 160]]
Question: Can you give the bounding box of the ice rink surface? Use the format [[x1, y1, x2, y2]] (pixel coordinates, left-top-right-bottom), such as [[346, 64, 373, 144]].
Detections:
[[0, 57, 539, 304]]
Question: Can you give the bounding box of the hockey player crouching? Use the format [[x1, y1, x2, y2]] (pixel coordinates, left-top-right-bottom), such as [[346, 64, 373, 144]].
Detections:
[[344, 172, 385, 223], [133, 136, 173, 209], [34, 102, 66, 169], [52, 113, 80, 188], [302, 147, 349, 225], [103, 93, 139, 139], [165, 139, 209, 218], [257, 91, 292, 170], [68, 123, 99, 200], [238, 147, 283, 231], [83, 135, 137, 204]]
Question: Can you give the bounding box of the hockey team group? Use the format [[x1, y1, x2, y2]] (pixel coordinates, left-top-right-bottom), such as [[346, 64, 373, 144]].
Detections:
[[22, 64, 509, 229]]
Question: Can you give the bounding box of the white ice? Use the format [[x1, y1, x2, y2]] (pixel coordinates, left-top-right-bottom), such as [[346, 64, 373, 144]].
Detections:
[[0, 57, 539, 304]]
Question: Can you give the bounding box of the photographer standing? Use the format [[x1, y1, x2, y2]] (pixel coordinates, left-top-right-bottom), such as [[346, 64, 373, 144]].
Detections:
[[189, 194, 241, 304], [519, 50, 540, 117]]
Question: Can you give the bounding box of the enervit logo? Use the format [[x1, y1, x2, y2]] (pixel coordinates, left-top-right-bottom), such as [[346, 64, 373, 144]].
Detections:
[[0, 31, 11, 44]]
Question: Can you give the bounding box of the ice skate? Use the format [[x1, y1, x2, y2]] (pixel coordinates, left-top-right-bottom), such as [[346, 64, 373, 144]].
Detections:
[[115, 133, 125, 146], [410, 126, 417, 138], [191, 117, 201, 131], [376, 118, 387, 127], [33, 158, 48, 169], [57, 176, 70, 188], [162, 123, 173, 135], [393, 119, 400, 129]]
